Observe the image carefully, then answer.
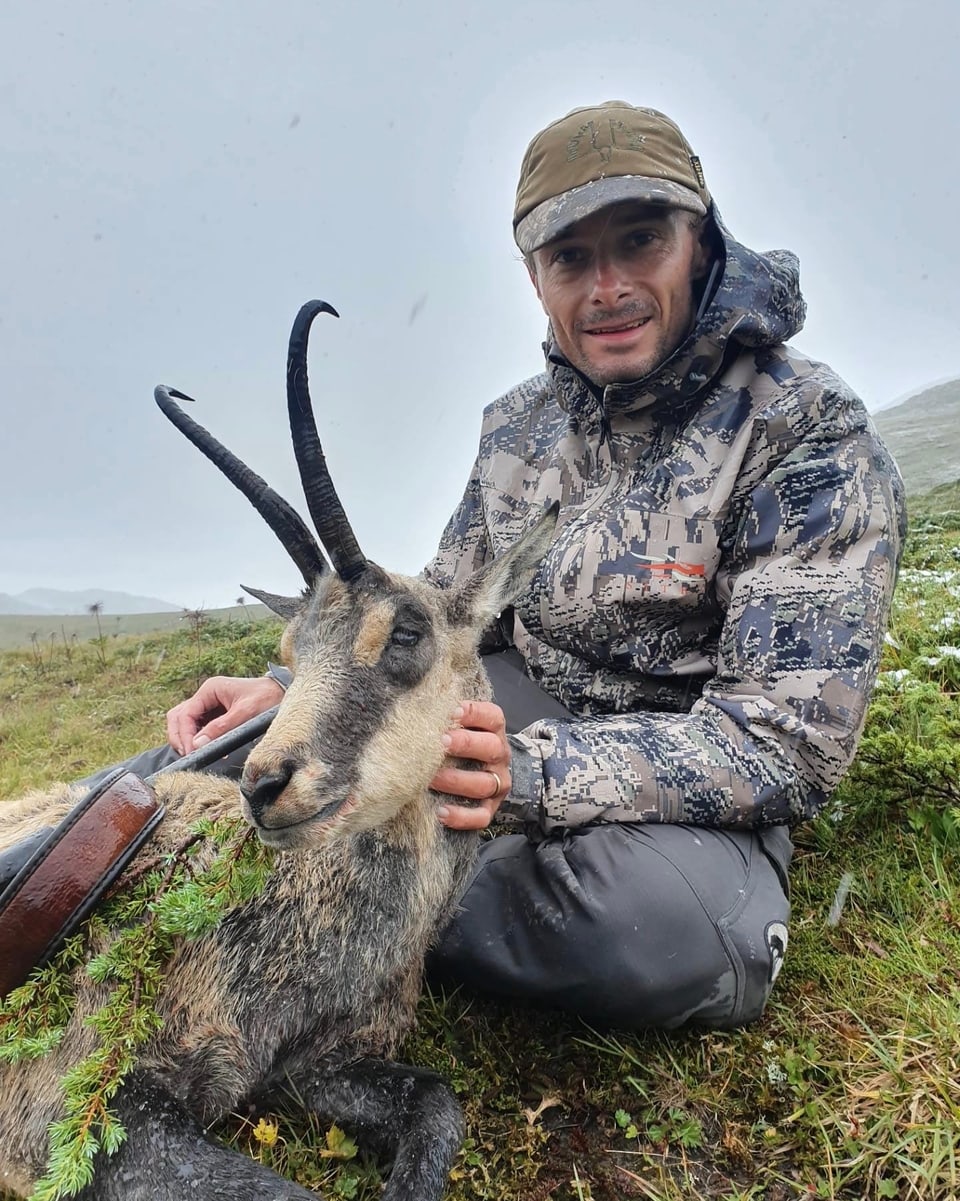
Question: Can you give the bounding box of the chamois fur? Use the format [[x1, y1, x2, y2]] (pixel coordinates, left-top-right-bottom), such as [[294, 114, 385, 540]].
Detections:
[[0, 300, 559, 1201], [0, 527, 556, 1201]]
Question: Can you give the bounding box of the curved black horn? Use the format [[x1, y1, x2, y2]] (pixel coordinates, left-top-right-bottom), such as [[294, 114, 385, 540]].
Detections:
[[155, 386, 328, 587], [286, 301, 367, 582]]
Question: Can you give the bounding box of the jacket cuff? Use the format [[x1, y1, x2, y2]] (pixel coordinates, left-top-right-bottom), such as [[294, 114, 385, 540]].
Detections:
[[500, 734, 544, 825], [264, 662, 293, 691]]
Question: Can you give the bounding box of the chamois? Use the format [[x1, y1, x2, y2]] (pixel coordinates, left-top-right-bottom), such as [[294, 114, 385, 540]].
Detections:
[[0, 301, 559, 1201]]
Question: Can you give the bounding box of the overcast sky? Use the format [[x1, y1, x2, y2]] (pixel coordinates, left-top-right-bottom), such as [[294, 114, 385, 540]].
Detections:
[[2, 0, 958, 610]]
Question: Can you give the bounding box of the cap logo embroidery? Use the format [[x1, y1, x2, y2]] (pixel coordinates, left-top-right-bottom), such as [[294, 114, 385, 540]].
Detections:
[[565, 119, 647, 164]]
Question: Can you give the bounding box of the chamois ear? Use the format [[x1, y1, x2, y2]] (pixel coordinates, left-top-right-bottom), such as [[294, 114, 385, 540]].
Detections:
[[241, 585, 304, 621], [449, 502, 559, 628]]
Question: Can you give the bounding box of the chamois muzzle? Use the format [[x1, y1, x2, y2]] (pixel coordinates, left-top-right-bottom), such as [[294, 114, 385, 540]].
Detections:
[[240, 764, 294, 824]]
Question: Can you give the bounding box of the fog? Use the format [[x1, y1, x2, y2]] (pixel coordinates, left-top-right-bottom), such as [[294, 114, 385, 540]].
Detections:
[[2, 0, 957, 607]]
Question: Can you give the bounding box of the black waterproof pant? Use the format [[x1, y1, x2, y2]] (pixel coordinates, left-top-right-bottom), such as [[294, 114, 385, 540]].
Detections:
[[81, 653, 791, 1030]]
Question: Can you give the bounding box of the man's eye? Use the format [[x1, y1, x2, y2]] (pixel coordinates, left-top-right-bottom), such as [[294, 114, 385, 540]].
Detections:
[[391, 628, 420, 647], [628, 231, 656, 248], [551, 247, 583, 266]]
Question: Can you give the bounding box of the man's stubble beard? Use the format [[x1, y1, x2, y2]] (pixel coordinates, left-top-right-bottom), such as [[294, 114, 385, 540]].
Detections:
[[573, 313, 693, 388]]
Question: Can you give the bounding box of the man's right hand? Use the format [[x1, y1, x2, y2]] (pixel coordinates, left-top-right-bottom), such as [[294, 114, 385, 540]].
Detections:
[[166, 676, 284, 756]]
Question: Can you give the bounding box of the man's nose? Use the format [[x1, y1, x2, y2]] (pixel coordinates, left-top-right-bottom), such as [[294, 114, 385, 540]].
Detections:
[[588, 252, 632, 305]]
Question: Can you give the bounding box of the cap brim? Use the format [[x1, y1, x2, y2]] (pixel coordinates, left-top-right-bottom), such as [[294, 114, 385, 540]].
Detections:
[[514, 175, 708, 254]]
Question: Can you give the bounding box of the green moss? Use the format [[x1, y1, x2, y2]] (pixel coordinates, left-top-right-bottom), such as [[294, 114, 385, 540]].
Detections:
[[0, 821, 273, 1201]]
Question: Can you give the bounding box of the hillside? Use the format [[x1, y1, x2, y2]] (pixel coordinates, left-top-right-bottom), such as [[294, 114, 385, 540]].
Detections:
[[873, 376, 960, 495], [0, 593, 47, 616], [0, 588, 182, 617], [0, 603, 269, 651]]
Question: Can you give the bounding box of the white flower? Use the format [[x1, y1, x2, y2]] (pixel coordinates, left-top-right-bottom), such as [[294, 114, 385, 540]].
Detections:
[[765, 1060, 788, 1085]]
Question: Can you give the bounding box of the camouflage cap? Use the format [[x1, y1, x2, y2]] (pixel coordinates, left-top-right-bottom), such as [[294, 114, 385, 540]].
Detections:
[[514, 102, 711, 254]]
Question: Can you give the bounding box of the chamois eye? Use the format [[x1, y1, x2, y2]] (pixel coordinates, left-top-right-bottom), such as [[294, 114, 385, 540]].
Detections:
[[391, 628, 420, 647]]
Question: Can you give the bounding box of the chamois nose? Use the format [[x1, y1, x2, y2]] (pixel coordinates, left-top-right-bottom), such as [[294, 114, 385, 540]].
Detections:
[[241, 763, 294, 824]]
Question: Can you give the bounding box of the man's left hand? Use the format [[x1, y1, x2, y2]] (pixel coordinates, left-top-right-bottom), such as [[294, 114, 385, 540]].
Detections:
[[433, 700, 511, 830]]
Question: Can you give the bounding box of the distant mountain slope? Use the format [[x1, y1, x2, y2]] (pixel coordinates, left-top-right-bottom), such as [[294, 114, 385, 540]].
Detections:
[[1, 588, 182, 616], [0, 593, 48, 615], [0, 603, 271, 650], [873, 378, 960, 495]]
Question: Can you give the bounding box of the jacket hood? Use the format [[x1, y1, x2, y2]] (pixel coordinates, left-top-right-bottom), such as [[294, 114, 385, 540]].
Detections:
[[545, 206, 807, 419]]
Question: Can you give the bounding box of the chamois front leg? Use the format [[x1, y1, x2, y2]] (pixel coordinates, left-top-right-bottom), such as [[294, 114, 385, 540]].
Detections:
[[75, 1072, 315, 1201], [289, 1057, 463, 1201]]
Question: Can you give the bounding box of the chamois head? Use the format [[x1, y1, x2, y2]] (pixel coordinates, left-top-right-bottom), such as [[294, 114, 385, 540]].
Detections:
[[156, 302, 557, 850]]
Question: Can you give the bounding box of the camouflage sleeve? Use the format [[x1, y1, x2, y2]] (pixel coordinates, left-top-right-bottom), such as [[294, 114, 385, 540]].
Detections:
[[506, 424, 906, 831], [422, 456, 491, 589]]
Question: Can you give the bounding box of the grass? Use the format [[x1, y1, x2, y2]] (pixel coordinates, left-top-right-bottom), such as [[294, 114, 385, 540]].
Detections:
[[0, 614, 280, 795], [2, 495, 960, 1199]]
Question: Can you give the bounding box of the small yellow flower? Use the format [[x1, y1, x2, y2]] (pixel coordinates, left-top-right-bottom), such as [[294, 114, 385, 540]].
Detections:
[[252, 1117, 279, 1147]]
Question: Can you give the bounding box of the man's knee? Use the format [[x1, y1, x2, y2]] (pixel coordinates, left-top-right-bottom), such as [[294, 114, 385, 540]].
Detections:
[[558, 826, 790, 1028], [431, 822, 792, 1029], [704, 826, 792, 1027]]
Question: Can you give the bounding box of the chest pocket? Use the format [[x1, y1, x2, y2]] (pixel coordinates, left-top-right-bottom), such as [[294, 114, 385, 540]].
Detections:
[[618, 509, 723, 610]]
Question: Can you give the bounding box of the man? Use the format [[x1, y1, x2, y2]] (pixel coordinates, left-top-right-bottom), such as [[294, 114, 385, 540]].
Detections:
[[163, 102, 906, 1027]]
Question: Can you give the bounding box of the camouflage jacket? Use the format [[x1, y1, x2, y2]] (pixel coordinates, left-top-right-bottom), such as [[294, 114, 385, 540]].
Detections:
[[425, 217, 906, 831]]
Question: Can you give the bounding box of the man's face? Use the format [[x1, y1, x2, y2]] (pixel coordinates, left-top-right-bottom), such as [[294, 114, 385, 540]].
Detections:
[[528, 202, 711, 387]]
